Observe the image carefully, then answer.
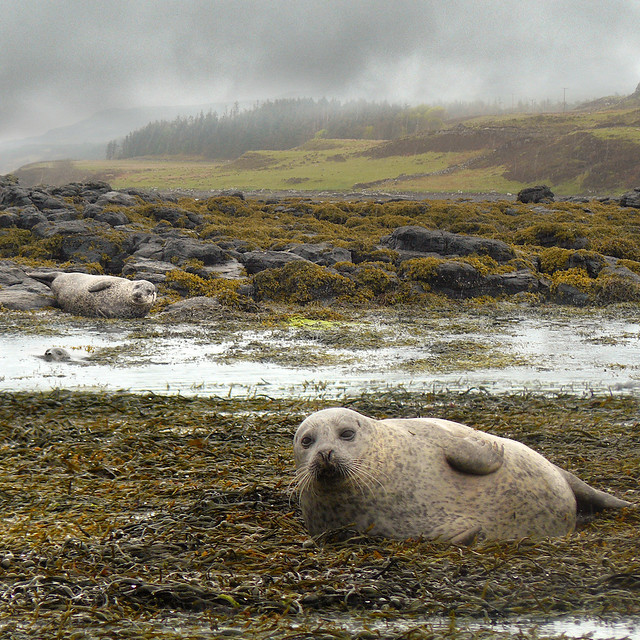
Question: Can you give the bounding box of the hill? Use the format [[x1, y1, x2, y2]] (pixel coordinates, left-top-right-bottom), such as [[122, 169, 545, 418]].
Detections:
[[11, 99, 640, 196], [0, 103, 232, 174]]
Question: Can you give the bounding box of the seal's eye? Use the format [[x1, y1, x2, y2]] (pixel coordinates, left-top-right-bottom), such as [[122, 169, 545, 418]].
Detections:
[[301, 435, 314, 448], [339, 429, 355, 441]]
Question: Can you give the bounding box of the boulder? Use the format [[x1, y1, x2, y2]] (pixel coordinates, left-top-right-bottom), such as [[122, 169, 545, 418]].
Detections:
[[383, 226, 515, 263], [430, 260, 485, 294], [162, 237, 227, 265], [553, 283, 590, 306], [242, 250, 309, 274], [0, 212, 19, 227], [480, 269, 548, 296], [619, 187, 640, 209], [517, 185, 555, 203], [95, 191, 139, 208], [29, 190, 70, 212], [121, 257, 178, 283], [160, 296, 222, 316], [0, 261, 55, 310], [0, 185, 32, 208], [0, 290, 54, 310], [144, 205, 202, 228], [285, 242, 352, 266]]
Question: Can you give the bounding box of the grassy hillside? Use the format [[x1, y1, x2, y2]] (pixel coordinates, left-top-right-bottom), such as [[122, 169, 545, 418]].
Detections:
[[13, 104, 640, 196]]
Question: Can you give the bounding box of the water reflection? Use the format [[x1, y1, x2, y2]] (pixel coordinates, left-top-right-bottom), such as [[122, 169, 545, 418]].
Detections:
[[1, 310, 639, 397]]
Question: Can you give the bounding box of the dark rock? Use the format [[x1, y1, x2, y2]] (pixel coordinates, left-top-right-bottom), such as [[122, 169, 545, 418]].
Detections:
[[94, 210, 130, 226], [79, 182, 113, 203], [0, 212, 19, 227], [481, 269, 549, 296], [122, 257, 177, 283], [162, 238, 227, 266], [517, 185, 555, 203], [553, 283, 590, 306], [16, 208, 48, 230], [44, 209, 77, 222], [566, 251, 605, 278], [383, 226, 515, 263], [186, 258, 245, 279], [599, 264, 640, 285], [286, 242, 352, 266], [241, 250, 309, 274], [59, 234, 121, 266], [0, 290, 54, 310], [619, 187, 640, 209], [145, 206, 199, 228], [160, 296, 222, 316], [0, 185, 32, 208], [95, 191, 138, 208], [31, 219, 109, 239], [129, 234, 166, 261], [431, 260, 485, 293], [0, 174, 19, 188], [29, 190, 70, 212], [0, 261, 55, 310]]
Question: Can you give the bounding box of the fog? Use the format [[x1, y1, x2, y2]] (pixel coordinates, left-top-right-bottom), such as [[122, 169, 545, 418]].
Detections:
[[1, 0, 639, 143]]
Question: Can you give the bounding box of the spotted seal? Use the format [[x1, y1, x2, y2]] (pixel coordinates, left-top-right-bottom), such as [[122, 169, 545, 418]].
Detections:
[[293, 408, 631, 543], [43, 347, 72, 362], [28, 271, 157, 318]]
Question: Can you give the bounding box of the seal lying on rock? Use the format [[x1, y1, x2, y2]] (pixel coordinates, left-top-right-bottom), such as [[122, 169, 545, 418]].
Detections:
[[293, 408, 632, 543], [28, 272, 157, 318]]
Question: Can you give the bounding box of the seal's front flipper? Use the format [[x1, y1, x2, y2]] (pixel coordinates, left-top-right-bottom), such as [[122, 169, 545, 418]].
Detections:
[[556, 466, 633, 518], [88, 281, 113, 293], [445, 435, 504, 475]]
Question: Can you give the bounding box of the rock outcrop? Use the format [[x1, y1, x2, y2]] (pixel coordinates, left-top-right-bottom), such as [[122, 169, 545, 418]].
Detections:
[[1, 177, 639, 312]]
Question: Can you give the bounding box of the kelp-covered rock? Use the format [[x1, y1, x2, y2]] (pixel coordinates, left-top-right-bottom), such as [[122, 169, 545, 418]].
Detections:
[[382, 226, 515, 263], [517, 185, 555, 203], [3, 176, 640, 310], [242, 250, 309, 274], [619, 187, 640, 209], [285, 242, 351, 266], [251, 261, 357, 303]]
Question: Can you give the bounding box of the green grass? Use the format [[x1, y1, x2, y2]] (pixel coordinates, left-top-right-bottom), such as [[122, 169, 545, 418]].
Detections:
[[16, 104, 640, 195], [73, 142, 485, 193]]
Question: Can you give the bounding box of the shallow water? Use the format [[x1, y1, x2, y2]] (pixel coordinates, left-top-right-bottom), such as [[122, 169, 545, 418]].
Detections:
[[1, 308, 639, 397], [1, 307, 639, 640]]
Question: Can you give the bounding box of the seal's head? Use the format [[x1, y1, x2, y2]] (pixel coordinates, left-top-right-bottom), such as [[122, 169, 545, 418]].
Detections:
[[43, 347, 71, 362], [293, 408, 379, 497], [130, 280, 157, 306]]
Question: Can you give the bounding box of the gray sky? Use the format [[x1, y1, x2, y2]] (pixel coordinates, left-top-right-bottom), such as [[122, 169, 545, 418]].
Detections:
[[1, 0, 639, 143]]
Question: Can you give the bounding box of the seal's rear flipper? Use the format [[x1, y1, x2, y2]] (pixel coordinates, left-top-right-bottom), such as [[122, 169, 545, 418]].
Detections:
[[557, 467, 633, 519], [26, 271, 62, 287]]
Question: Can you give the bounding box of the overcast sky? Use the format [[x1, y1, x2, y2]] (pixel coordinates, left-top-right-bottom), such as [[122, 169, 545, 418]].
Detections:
[[1, 0, 639, 143]]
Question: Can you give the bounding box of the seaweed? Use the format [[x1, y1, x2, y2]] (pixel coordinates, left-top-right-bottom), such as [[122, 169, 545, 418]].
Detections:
[[0, 389, 638, 638]]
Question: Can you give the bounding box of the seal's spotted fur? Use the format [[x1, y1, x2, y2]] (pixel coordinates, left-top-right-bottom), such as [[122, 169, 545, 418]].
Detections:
[[293, 408, 630, 542], [30, 271, 157, 318]]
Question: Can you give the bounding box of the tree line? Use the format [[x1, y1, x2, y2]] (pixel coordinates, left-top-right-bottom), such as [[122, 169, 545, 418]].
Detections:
[[106, 98, 446, 160], [106, 95, 580, 161]]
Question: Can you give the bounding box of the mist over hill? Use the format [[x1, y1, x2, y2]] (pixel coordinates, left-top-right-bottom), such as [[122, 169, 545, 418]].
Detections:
[[0, 103, 231, 173]]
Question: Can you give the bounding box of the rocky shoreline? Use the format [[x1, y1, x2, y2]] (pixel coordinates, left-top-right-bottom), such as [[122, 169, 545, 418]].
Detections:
[[1, 175, 640, 315]]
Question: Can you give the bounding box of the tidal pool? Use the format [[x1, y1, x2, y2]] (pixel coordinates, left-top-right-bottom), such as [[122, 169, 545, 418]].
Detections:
[[1, 306, 639, 397]]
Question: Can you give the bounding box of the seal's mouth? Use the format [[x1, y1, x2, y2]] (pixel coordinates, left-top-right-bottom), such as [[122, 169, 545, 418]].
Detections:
[[133, 291, 156, 304], [310, 453, 348, 484]]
